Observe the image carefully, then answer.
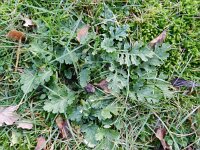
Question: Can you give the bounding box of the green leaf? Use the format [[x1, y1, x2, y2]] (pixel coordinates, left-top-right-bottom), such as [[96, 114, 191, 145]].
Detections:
[[135, 43, 171, 75], [130, 73, 174, 103], [131, 42, 154, 62], [95, 128, 119, 141], [79, 68, 90, 87], [101, 109, 112, 119], [107, 70, 127, 94], [108, 105, 119, 115], [158, 84, 174, 99], [28, 40, 53, 61], [81, 124, 98, 148], [10, 131, 22, 146], [101, 37, 116, 53], [143, 43, 170, 67], [153, 76, 174, 99], [109, 25, 129, 41], [101, 104, 120, 119], [20, 71, 36, 94], [29, 40, 47, 55], [43, 85, 75, 113], [136, 85, 164, 103], [55, 47, 80, 64], [64, 68, 72, 79], [20, 69, 53, 94], [154, 43, 170, 60], [38, 70, 53, 84], [68, 107, 83, 122], [117, 53, 140, 66], [117, 42, 155, 66], [101, 4, 114, 20]]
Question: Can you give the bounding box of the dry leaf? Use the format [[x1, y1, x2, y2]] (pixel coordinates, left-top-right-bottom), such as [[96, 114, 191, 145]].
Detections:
[[16, 67, 24, 73], [17, 121, 33, 129], [35, 136, 46, 150], [92, 0, 101, 3], [155, 128, 171, 150], [160, 140, 170, 150], [85, 83, 96, 93], [56, 116, 71, 139], [7, 30, 25, 41], [171, 77, 200, 88], [186, 146, 193, 150], [0, 106, 19, 126], [22, 17, 35, 27], [95, 80, 111, 93], [10, 131, 22, 146], [149, 30, 167, 47], [76, 25, 89, 43], [155, 127, 166, 140]]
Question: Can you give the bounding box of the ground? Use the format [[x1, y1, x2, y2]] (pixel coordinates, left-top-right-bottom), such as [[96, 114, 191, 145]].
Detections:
[[0, 1, 199, 150]]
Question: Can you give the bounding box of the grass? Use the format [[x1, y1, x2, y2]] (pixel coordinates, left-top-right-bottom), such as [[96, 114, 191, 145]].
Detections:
[[0, 0, 199, 150]]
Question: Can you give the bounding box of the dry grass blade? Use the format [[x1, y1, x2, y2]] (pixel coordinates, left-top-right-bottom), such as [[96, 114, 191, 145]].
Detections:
[[149, 30, 167, 47]]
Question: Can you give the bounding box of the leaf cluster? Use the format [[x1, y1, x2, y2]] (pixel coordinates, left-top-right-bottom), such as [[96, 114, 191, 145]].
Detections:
[[1, 2, 188, 149]]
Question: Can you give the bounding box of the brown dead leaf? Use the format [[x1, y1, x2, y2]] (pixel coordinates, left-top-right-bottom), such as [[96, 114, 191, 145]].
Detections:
[[186, 146, 193, 150], [160, 140, 170, 150], [85, 83, 96, 93], [92, 0, 101, 3], [0, 106, 19, 126], [149, 30, 167, 47], [56, 116, 71, 139], [7, 30, 25, 41], [155, 127, 166, 140], [35, 136, 46, 150], [16, 121, 33, 129], [155, 128, 171, 150], [22, 17, 35, 27], [171, 77, 200, 88], [95, 80, 111, 93], [16, 67, 24, 73], [76, 25, 89, 43]]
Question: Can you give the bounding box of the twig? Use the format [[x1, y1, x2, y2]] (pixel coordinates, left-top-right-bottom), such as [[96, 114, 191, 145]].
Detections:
[[15, 39, 22, 72]]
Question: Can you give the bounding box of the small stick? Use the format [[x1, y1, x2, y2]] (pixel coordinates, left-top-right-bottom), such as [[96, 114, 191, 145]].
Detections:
[[15, 38, 22, 72]]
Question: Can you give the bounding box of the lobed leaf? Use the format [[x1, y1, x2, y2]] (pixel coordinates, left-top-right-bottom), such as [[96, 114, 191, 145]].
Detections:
[[101, 37, 116, 53], [79, 68, 91, 88], [106, 70, 127, 94], [20, 69, 53, 94], [109, 25, 129, 41], [43, 85, 75, 113], [81, 124, 98, 148], [101, 104, 119, 119]]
